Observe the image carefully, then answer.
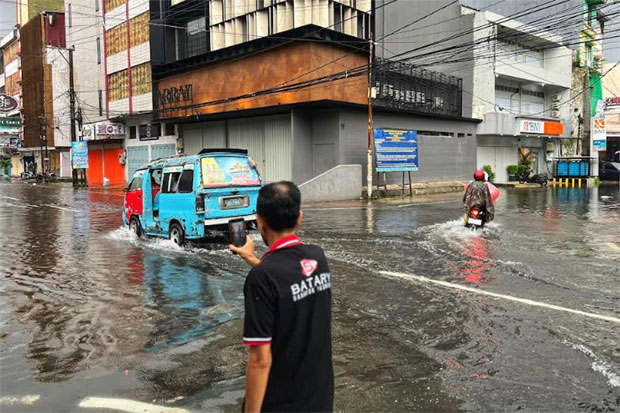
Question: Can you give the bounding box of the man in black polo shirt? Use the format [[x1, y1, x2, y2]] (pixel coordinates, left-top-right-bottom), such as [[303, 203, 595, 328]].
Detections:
[[230, 181, 333, 413]]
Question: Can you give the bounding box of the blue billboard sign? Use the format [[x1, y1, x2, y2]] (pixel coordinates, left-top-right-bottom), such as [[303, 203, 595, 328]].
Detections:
[[71, 141, 89, 169], [374, 128, 418, 172]]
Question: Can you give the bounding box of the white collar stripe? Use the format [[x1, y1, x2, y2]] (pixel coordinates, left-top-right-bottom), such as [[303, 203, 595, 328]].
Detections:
[[243, 337, 272, 341]]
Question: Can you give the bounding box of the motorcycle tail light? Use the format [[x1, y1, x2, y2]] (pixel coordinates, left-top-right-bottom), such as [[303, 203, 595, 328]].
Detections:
[[471, 209, 479, 217]]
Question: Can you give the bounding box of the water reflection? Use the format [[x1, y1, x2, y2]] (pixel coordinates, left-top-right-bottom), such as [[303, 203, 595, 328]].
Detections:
[[456, 235, 490, 285]]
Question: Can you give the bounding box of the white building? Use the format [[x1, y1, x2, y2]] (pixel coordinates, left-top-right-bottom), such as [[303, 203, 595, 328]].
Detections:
[[465, 8, 573, 183]]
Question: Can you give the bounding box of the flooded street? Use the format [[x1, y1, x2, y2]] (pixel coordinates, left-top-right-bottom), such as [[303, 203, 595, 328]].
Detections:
[[1, 182, 619, 412]]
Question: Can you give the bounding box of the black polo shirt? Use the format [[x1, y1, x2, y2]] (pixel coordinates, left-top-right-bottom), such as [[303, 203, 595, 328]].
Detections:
[[243, 235, 333, 412]]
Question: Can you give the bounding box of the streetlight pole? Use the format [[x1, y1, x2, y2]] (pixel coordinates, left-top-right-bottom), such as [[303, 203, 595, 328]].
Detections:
[[366, 0, 376, 199]]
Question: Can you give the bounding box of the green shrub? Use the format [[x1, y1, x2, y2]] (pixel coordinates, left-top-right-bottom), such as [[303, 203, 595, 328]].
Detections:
[[507, 165, 519, 175], [594, 177, 601, 186], [0, 159, 11, 176], [482, 165, 495, 181], [517, 165, 528, 175]]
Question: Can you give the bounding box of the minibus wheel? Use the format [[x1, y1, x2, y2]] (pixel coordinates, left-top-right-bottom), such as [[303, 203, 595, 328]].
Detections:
[[129, 216, 143, 238], [169, 223, 185, 246]]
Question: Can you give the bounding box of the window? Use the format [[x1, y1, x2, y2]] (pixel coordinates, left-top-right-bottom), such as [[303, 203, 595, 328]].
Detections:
[[186, 17, 207, 57], [131, 63, 151, 96], [96, 37, 101, 64], [105, 23, 127, 56], [98, 90, 103, 115], [242, 16, 249, 42], [257, 0, 264, 9], [268, 7, 274, 35], [129, 12, 150, 47], [95, 0, 99, 12], [107, 69, 129, 101], [162, 172, 182, 193], [177, 170, 194, 193], [151, 169, 162, 185], [165, 123, 175, 136], [129, 125, 137, 139], [333, 3, 343, 32], [105, 0, 126, 12], [129, 176, 142, 191], [68, 4, 72, 27]]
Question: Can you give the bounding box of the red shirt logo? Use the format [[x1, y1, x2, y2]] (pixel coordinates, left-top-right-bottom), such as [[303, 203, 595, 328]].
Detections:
[[300, 259, 318, 277]]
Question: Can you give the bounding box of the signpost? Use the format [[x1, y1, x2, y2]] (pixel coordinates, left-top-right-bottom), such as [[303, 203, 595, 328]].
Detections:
[[373, 128, 418, 195], [0, 117, 22, 129], [71, 141, 89, 169], [591, 99, 607, 177], [0, 94, 18, 113]]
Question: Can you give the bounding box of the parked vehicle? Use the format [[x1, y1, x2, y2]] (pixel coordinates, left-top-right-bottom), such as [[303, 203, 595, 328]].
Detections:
[[464, 206, 486, 229], [20, 171, 36, 180], [518, 167, 548, 186], [123, 149, 262, 246], [35, 171, 57, 183], [599, 161, 620, 181]]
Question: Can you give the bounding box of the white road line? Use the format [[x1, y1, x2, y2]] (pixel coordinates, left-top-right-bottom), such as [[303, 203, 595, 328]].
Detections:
[[0, 395, 41, 405], [79, 397, 190, 413], [41, 204, 80, 212], [379, 271, 620, 324], [0, 196, 20, 201], [606, 242, 620, 252]]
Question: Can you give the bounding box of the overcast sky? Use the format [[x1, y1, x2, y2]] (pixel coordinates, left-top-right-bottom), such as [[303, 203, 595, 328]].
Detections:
[[1, 1, 15, 38]]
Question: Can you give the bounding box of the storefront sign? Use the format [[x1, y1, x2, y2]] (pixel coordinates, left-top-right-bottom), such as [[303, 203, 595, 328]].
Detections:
[[592, 118, 607, 150], [0, 94, 18, 113], [71, 141, 89, 169], [156, 84, 193, 106], [374, 129, 419, 172], [519, 119, 564, 136], [0, 117, 22, 129], [605, 97, 620, 110], [139, 123, 161, 141], [82, 124, 95, 140], [96, 121, 125, 138]]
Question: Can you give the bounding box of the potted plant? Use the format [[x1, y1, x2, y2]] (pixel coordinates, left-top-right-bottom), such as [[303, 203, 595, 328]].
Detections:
[[507, 165, 519, 181], [482, 165, 495, 182]]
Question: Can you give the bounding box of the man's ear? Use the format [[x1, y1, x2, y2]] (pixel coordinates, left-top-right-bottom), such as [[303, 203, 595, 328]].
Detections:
[[296, 210, 303, 229], [256, 215, 265, 232]]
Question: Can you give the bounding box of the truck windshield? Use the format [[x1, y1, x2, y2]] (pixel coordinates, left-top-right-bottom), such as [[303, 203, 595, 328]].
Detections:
[[201, 156, 261, 188]]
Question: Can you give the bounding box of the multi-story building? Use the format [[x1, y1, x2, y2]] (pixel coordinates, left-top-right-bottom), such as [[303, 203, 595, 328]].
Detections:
[[1, 27, 24, 176], [101, 0, 178, 182], [144, 0, 478, 188], [20, 12, 73, 177], [16, 0, 64, 26], [602, 62, 619, 162], [64, 0, 127, 185], [376, 1, 574, 183]]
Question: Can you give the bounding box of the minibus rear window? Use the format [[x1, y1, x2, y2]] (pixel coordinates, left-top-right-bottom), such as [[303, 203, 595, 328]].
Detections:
[[201, 156, 260, 188]]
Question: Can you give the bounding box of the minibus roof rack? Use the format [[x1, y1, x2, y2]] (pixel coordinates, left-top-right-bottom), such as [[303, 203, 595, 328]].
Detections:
[[198, 148, 248, 155]]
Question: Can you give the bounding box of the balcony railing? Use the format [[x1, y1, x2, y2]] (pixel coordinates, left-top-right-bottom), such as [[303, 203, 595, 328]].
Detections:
[[373, 58, 462, 118]]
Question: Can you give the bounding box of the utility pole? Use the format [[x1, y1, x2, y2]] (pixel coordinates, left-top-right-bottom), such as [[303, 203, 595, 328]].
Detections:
[[39, 115, 48, 177], [366, 0, 376, 199], [69, 47, 79, 187]]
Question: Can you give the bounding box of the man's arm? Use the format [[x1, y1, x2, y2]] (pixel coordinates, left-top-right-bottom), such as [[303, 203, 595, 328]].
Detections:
[[245, 344, 272, 413]]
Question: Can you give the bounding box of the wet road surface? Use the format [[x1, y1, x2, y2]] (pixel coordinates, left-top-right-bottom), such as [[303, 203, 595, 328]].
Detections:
[[0, 182, 619, 412]]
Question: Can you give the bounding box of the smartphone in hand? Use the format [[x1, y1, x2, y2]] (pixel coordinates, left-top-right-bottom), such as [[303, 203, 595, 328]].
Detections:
[[228, 219, 247, 249]]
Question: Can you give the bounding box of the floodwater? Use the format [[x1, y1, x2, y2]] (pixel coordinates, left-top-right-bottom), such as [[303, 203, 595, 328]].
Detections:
[[0, 181, 619, 412]]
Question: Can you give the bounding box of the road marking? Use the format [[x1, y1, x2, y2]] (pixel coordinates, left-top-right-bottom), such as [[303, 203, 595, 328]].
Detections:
[[79, 397, 190, 413], [379, 271, 620, 324], [41, 204, 80, 212], [0, 395, 41, 405], [606, 242, 620, 252], [0, 196, 20, 201]]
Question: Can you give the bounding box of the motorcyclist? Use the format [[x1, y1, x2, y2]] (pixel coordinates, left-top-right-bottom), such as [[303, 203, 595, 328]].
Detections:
[[463, 170, 494, 223]]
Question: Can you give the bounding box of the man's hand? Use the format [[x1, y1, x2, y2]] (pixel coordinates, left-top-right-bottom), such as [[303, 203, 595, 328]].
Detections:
[[230, 236, 261, 267]]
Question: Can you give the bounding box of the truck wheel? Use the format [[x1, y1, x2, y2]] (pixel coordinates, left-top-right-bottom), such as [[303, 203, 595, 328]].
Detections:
[[129, 216, 143, 238], [169, 223, 185, 246]]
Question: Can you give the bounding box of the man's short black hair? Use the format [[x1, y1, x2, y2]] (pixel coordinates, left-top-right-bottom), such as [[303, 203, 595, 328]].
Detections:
[[257, 181, 301, 231]]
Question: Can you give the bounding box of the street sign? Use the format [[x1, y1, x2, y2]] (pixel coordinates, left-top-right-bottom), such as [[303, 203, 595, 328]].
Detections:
[[374, 128, 418, 172], [71, 141, 89, 169], [0, 94, 18, 113], [0, 117, 22, 129]]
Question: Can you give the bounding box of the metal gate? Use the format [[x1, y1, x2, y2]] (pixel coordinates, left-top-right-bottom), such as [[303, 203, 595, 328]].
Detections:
[[127, 146, 149, 179], [151, 143, 176, 161]]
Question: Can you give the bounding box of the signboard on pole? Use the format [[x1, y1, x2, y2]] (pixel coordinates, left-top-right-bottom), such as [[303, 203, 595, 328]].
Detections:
[[0, 94, 18, 113], [592, 99, 607, 151], [71, 141, 89, 169], [374, 129, 418, 172]]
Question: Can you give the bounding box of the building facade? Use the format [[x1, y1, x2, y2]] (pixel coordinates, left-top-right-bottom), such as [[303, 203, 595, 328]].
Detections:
[[20, 12, 73, 178], [1, 28, 24, 176]]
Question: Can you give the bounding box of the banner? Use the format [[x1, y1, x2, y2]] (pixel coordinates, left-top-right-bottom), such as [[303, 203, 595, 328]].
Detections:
[[374, 129, 419, 172], [592, 99, 606, 151], [71, 141, 89, 169]]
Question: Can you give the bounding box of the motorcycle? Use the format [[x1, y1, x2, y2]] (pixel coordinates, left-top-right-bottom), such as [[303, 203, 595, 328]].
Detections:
[[517, 167, 548, 186], [464, 205, 486, 229], [35, 171, 57, 183]]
